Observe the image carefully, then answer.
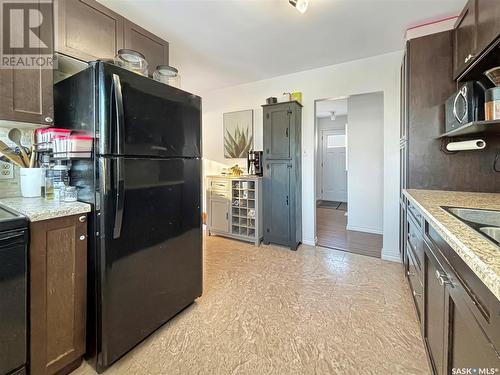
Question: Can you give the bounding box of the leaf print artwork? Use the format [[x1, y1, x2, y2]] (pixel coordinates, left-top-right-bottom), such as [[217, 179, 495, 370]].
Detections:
[[223, 110, 254, 158]]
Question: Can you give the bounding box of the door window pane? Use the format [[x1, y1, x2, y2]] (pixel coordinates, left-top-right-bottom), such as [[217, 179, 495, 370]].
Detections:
[[327, 134, 346, 148]]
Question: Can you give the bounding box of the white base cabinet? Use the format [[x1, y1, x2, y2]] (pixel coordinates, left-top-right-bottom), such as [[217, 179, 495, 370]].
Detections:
[[206, 176, 262, 246]]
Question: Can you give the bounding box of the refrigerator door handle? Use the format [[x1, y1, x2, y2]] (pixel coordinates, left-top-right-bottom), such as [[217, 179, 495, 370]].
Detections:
[[112, 74, 125, 155], [112, 157, 125, 239]]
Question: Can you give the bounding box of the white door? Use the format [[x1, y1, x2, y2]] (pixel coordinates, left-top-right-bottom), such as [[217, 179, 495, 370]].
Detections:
[[321, 130, 347, 202]]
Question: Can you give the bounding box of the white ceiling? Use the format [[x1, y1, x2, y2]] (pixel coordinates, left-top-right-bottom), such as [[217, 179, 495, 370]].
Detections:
[[316, 98, 348, 118], [100, 0, 466, 93]]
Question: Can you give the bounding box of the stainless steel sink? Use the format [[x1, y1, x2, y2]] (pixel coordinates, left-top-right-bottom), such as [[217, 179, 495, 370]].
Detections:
[[446, 207, 500, 227], [442, 206, 500, 246], [479, 227, 500, 244]]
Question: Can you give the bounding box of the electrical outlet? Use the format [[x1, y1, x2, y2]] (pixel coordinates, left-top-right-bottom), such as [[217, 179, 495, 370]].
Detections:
[[0, 161, 14, 179]]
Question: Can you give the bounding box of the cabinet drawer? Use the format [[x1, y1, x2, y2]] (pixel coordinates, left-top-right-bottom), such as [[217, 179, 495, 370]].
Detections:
[[408, 250, 423, 322], [407, 214, 424, 276], [209, 180, 229, 191], [407, 200, 423, 228], [210, 190, 229, 199]]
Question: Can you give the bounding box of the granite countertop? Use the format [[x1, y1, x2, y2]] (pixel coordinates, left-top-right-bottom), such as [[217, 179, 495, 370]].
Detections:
[[0, 197, 91, 222], [403, 189, 500, 301]]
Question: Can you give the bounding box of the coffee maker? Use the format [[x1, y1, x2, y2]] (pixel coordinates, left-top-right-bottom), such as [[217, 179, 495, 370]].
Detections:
[[247, 151, 263, 176]]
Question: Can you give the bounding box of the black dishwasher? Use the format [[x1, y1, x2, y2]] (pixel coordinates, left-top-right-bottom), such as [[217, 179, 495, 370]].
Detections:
[[0, 205, 28, 375]]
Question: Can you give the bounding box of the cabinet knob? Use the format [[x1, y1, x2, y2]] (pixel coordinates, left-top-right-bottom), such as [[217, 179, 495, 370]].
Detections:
[[79, 235, 86, 241], [44, 116, 53, 123], [79, 215, 86, 223]]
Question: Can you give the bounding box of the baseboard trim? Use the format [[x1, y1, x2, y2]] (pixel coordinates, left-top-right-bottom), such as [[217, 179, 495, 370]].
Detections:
[[381, 249, 401, 263], [302, 238, 316, 246], [346, 225, 383, 235]]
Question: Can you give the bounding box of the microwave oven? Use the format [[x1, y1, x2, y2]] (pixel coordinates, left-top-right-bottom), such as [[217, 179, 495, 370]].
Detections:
[[445, 81, 485, 133]]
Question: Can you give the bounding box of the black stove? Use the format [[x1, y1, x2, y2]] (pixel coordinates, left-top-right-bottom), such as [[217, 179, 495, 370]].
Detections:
[[0, 204, 28, 375]]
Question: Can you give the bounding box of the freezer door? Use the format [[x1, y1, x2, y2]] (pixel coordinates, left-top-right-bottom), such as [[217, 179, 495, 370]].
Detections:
[[97, 62, 201, 158], [96, 157, 202, 370]]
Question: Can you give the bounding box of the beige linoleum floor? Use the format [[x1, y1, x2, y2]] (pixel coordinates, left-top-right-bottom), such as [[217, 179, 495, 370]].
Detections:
[[72, 235, 429, 375]]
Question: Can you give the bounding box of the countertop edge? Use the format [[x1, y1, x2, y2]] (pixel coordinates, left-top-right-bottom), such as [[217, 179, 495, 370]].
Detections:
[[0, 198, 91, 223], [403, 189, 499, 301]]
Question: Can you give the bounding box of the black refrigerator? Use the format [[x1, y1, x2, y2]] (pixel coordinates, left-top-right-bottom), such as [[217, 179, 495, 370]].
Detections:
[[54, 61, 202, 373]]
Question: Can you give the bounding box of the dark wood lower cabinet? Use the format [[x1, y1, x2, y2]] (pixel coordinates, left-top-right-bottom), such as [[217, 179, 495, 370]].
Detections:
[[30, 214, 87, 375], [423, 241, 446, 375], [417, 221, 500, 374], [445, 282, 499, 373]]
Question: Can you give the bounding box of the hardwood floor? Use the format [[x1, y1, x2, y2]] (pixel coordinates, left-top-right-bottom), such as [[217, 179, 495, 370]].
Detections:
[[316, 205, 383, 258]]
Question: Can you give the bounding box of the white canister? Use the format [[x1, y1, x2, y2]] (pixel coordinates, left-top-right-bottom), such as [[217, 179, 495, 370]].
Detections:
[[20, 168, 43, 197]]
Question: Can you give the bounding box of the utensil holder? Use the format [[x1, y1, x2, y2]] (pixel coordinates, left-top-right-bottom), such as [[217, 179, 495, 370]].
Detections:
[[20, 168, 43, 197]]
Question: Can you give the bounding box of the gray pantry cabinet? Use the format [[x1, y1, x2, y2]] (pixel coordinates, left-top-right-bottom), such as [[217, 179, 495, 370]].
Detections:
[[262, 101, 302, 250]]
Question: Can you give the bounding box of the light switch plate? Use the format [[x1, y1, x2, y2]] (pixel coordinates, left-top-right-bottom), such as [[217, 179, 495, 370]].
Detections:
[[0, 161, 14, 179]]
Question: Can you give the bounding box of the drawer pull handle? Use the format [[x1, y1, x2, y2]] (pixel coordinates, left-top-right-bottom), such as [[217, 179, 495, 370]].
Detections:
[[79, 216, 86, 223], [79, 235, 86, 241], [413, 290, 422, 298], [436, 270, 454, 288], [407, 270, 415, 277]]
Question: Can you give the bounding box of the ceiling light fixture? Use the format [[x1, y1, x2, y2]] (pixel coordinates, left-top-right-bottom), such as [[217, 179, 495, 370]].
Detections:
[[289, 0, 309, 14]]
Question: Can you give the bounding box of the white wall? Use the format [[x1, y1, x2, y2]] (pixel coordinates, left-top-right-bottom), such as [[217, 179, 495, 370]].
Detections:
[[346, 93, 384, 235], [315, 115, 347, 200], [202, 50, 402, 262]]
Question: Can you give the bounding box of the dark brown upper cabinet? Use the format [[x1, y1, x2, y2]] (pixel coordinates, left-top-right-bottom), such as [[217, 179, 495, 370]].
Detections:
[[453, 0, 477, 79], [56, 0, 124, 61], [453, 0, 500, 79], [476, 0, 500, 54], [123, 20, 169, 73], [0, 0, 54, 126]]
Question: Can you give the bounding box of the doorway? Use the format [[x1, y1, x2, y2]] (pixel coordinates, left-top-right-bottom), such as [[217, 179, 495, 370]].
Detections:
[[315, 93, 384, 258], [320, 128, 347, 203]]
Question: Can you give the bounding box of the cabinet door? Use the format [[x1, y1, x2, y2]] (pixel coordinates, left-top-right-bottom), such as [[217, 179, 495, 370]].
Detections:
[[56, 0, 124, 61], [263, 160, 290, 245], [30, 215, 87, 375], [444, 282, 500, 373], [264, 106, 291, 159], [209, 199, 229, 233], [423, 242, 446, 375], [476, 0, 500, 53], [0, 0, 53, 125], [453, 0, 477, 79], [123, 20, 169, 73], [400, 50, 408, 141]]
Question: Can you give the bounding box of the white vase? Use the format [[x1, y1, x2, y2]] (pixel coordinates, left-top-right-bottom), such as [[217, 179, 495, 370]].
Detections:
[[20, 168, 43, 197]]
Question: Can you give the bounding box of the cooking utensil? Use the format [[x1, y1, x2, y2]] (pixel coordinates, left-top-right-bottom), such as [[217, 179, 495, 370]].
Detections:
[[29, 146, 36, 168], [8, 128, 30, 167], [0, 140, 25, 167]]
